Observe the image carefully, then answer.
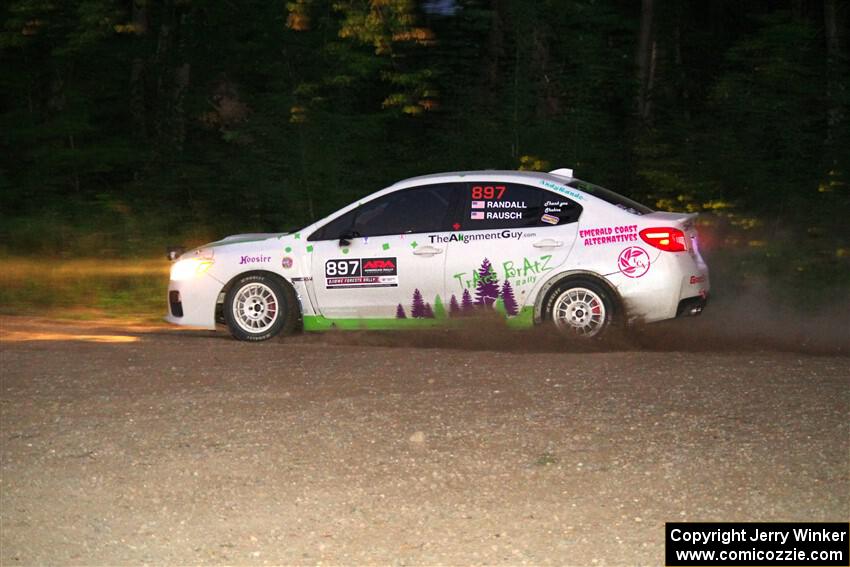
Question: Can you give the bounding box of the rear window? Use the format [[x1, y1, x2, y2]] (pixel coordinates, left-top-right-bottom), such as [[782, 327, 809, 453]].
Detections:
[[568, 180, 653, 216], [459, 182, 582, 231]]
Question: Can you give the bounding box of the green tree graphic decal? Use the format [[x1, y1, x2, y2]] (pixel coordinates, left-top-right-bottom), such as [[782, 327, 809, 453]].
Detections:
[[433, 295, 447, 319]]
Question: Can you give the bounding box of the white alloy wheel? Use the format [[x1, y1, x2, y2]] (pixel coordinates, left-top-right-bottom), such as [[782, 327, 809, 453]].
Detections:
[[551, 286, 608, 337], [231, 281, 279, 334], [224, 274, 298, 341]]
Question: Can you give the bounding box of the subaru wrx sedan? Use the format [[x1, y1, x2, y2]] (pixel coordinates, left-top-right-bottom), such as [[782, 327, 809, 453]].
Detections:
[[166, 169, 709, 341]]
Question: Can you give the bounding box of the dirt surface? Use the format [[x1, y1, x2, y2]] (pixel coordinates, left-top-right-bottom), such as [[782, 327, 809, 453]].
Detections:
[[1, 315, 848, 566]]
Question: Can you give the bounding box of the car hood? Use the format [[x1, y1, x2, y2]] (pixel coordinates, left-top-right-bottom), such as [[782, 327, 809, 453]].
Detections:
[[179, 233, 289, 260], [207, 233, 287, 246]]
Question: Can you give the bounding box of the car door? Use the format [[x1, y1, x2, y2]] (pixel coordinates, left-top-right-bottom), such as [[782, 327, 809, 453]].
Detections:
[[307, 183, 463, 321], [442, 181, 582, 317]]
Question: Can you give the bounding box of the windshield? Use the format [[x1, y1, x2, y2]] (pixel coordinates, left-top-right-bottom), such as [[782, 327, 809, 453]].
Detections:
[[568, 179, 653, 216]]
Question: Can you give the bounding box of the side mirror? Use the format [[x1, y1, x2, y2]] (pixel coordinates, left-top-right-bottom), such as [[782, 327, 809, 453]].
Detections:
[[338, 230, 360, 247]]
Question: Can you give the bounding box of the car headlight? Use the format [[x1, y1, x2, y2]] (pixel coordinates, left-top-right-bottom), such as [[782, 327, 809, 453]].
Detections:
[[170, 258, 214, 281]]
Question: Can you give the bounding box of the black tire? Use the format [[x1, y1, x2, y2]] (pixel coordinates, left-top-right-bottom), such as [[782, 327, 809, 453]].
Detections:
[[224, 274, 298, 341], [543, 278, 616, 339]]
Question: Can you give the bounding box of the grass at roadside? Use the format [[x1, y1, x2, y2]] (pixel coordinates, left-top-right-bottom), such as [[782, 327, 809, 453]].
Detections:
[[0, 258, 170, 322]]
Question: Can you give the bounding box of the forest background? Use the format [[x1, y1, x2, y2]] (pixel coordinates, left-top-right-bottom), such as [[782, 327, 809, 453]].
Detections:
[[1, 0, 848, 316]]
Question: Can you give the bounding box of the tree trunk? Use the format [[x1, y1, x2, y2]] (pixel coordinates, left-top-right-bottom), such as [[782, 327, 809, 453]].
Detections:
[[636, 0, 655, 124], [824, 0, 845, 144], [646, 39, 657, 124], [531, 28, 558, 117], [153, 22, 171, 145], [170, 3, 191, 152], [172, 63, 191, 152], [130, 0, 149, 140], [131, 0, 148, 34], [793, 0, 805, 21], [512, 38, 519, 158], [485, 0, 504, 101], [69, 135, 80, 194], [153, 0, 176, 149], [674, 14, 690, 122]]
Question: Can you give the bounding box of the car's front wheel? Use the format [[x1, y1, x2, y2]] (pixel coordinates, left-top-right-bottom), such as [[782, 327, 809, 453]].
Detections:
[[224, 274, 297, 341], [545, 279, 615, 339]]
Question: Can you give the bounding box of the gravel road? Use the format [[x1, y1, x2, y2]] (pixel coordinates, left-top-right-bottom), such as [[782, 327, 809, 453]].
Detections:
[[1, 316, 848, 566]]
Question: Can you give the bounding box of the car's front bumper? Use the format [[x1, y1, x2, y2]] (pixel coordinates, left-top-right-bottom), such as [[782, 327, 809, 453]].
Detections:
[[165, 275, 221, 330]]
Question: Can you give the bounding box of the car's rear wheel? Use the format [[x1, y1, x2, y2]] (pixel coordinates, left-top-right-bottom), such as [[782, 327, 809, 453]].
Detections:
[[224, 274, 297, 341], [545, 279, 615, 339]]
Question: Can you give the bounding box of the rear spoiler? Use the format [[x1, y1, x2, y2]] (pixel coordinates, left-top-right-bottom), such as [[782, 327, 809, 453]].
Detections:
[[642, 211, 698, 230]]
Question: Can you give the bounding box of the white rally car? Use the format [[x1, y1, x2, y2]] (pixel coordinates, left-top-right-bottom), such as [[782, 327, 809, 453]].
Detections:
[[166, 169, 709, 341]]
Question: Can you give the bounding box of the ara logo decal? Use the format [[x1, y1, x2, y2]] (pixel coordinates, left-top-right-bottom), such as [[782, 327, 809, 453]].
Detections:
[[362, 259, 396, 272], [618, 247, 650, 278], [325, 257, 398, 289]]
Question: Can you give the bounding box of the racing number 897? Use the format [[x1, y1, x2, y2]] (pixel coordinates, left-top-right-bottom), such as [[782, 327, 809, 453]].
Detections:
[[326, 259, 360, 276], [471, 185, 506, 200]]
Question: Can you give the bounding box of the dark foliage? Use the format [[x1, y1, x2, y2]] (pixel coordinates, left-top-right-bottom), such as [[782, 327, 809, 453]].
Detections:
[[0, 0, 847, 265]]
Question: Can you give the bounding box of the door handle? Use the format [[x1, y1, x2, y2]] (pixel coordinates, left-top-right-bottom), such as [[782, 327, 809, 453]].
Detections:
[[533, 239, 563, 248], [412, 246, 444, 256]]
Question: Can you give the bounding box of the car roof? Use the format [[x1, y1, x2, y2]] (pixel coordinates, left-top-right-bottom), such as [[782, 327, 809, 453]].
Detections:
[[389, 169, 576, 189]]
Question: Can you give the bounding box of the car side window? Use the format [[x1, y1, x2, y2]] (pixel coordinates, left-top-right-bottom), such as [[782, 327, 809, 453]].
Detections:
[[539, 191, 582, 225], [308, 208, 357, 241], [459, 182, 581, 231], [308, 183, 460, 241], [353, 184, 458, 236]]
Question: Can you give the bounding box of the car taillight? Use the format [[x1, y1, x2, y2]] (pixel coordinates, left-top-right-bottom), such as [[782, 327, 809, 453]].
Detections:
[[639, 227, 688, 252]]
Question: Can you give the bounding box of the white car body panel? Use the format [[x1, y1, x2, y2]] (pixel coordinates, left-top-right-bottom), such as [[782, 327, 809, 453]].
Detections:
[[308, 233, 447, 319], [165, 170, 710, 333]]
